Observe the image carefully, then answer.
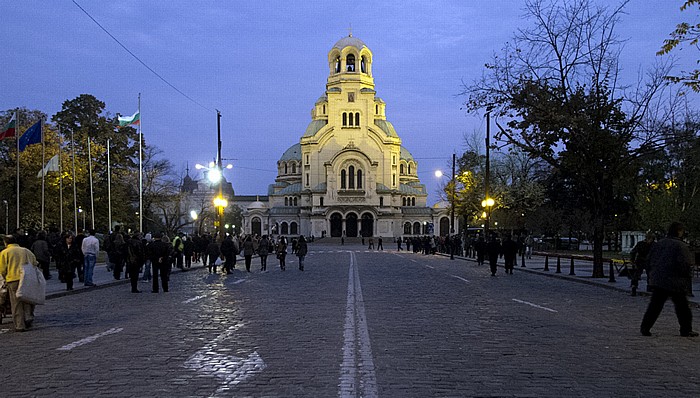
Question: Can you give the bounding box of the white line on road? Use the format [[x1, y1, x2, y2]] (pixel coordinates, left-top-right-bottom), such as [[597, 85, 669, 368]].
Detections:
[[424, 265, 435, 269], [512, 298, 558, 313], [232, 279, 246, 285], [57, 327, 124, 351], [0, 329, 9, 334], [182, 294, 207, 304], [451, 275, 469, 283], [339, 251, 378, 398]]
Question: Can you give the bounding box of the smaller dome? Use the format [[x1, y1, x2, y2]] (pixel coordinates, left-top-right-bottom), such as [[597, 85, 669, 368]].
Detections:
[[247, 201, 267, 210], [432, 201, 449, 209], [279, 143, 301, 162], [333, 35, 367, 51], [400, 146, 414, 161]]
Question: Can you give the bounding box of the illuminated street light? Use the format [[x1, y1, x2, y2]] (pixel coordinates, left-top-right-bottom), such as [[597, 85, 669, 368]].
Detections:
[[190, 210, 198, 220], [434, 170, 443, 178]]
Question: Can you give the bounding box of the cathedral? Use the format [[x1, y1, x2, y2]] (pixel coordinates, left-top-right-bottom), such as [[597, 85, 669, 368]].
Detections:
[[241, 35, 454, 238]]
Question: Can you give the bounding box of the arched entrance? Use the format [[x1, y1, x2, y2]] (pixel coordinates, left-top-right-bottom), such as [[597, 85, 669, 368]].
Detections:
[[330, 213, 343, 237], [439, 217, 449, 236], [361, 213, 374, 237], [346, 213, 358, 237], [251, 217, 262, 237]]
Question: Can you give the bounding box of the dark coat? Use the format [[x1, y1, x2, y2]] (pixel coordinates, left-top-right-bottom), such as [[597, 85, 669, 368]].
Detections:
[[146, 240, 172, 266], [647, 237, 693, 294]]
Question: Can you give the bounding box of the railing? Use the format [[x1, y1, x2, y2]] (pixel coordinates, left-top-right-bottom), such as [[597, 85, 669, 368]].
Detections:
[[533, 251, 630, 282]]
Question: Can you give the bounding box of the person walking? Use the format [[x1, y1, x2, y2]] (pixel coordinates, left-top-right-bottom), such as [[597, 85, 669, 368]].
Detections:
[[486, 235, 501, 276], [277, 236, 288, 271], [172, 233, 185, 270], [640, 222, 698, 337], [377, 237, 383, 251], [368, 237, 374, 250], [242, 236, 255, 272], [30, 231, 52, 280], [0, 234, 39, 332], [108, 226, 126, 280], [397, 236, 403, 251], [73, 229, 86, 282], [474, 236, 487, 266], [501, 235, 519, 275], [146, 232, 171, 293], [141, 233, 152, 282], [297, 235, 308, 271], [81, 229, 99, 287], [258, 235, 270, 272], [53, 232, 82, 291], [220, 235, 236, 274], [125, 233, 145, 293], [183, 235, 194, 268], [630, 232, 655, 296], [205, 238, 221, 273]]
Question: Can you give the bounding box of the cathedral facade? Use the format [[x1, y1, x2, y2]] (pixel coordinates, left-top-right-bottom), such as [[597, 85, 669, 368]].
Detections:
[[242, 35, 454, 238]]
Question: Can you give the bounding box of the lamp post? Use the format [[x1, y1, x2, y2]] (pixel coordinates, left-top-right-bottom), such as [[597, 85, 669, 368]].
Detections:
[[78, 207, 86, 231], [435, 155, 457, 259], [2, 200, 8, 234]]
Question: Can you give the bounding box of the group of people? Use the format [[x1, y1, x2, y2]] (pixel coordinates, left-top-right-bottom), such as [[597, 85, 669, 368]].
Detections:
[[202, 234, 309, 273]]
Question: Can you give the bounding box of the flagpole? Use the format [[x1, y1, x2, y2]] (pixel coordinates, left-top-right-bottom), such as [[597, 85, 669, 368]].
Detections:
[[16, 110, 20, 229], [88, 136, 95, 230], [107, 138, 112, 231], [71, 130, 77, 233], [41, 118, 45, 230], [139, 93, 143, 233]]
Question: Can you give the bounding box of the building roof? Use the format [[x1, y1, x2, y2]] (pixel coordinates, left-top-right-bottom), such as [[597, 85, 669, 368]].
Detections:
[[399, 183, 426, 195], [333, 35, 368, 51], [374, 119, 399, 138], [247, 201, 267, 210], [303, 120, 328, 138], [276, 183, 302, 195], [400, 146, 415, 161], [279, 143, 301, 161]]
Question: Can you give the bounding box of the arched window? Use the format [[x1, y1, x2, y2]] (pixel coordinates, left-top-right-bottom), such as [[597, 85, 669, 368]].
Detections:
[[335, 56, 341, 73], [281, 222, 289, 235], [375, 104, 378, 114], [348, 112, 354, 126], [285, 163, 288, 174], [379, 196, 383, 206], [346, 54, 355, 71], [342, 112, 347, 126], [292, 163, 296, 174], [348, 166, 355, 189], [357, 169, 362, 189], [361, 56, 366, 73], [341, 170, 346, 189], [290, 222, 298, 235], [400, 164, 404, 174], [413, 222, 421, 235], [355, 112, 360, 126], [323, 105, 326, 114], [293, 197, 298, 206], [404, 222, 412, 235], [408, 164, 411, 174], [402, 197, 406, 206], [285, 197, 288, 206], [412, 197, 416, 206]]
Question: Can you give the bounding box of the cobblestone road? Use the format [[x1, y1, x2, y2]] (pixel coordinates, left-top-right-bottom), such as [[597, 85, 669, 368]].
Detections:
[[3, 243, 699, 397]]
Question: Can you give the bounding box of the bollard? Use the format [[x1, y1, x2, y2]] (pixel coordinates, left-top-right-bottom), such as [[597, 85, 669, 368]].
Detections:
[[544, 255, 549, 272], [569, 257, 575, 276], [608, 259, 616, 282], [556, 256, 561, 273]]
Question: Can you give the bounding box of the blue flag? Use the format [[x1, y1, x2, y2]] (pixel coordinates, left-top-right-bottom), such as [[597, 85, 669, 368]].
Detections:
[[18, 120, 42, 152]]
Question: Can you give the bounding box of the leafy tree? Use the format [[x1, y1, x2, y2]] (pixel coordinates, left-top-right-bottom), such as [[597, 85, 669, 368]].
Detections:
[[460, 0, 675, 277], [658, 1, 700, 91]]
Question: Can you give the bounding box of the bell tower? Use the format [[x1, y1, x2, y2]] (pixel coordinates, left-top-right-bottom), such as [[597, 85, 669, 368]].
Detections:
[[326, 34, 375, 91]]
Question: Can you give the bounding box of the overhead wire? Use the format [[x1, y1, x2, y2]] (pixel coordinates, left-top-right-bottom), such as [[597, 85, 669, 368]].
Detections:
[[72, 0, 214, 113]]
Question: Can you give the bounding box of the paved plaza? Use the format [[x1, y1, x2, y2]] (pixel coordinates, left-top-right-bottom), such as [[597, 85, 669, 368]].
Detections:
[[3, 242, 700, 397]]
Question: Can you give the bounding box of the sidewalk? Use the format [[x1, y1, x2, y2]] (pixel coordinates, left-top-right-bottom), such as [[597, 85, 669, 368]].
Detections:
[[45, 259, 206, 299], [437, 252, 700, 306]]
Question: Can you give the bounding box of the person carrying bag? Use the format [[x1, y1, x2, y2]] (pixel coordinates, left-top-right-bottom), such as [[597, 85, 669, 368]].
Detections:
[[0, 234, 43, 332]]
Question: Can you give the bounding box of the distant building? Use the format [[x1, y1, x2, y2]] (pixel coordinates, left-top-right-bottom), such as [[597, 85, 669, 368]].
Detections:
[[239, 35, 454, 238]]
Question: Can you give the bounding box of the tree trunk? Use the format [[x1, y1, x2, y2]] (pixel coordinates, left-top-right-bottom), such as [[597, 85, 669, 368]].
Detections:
[[591, 216, 605, 278]]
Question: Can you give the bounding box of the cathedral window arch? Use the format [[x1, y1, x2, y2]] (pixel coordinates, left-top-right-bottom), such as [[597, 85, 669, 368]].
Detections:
[[402, 197, 406, 206], [293, 197, 298, 206], [355, 112, 360, 126], [357, 169, 362, 189], [404, 222, 412, 235], [281, 222, 289, 235], [400, 164, 404, 174], [376, 104, 378, 114], [412, 197, 416, 206], [292, 163, 296, 174], [361, 56, 367, 73], [323, 105, 326, 114], [348, 166, 355, 189], [290, 222, 298, 235], [348, 112, 354, 126], [335, 56, 341, 73], [284, 163, 288, 174], [342, 112, 347, 126], [346, 54, 355, 72], [341, 169, 347, 189], [379, 196, 383, 206], [408, 164, 411, 174]]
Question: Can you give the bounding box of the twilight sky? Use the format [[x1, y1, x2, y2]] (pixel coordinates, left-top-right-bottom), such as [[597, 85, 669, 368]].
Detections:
[[1, 1, 695, 204]]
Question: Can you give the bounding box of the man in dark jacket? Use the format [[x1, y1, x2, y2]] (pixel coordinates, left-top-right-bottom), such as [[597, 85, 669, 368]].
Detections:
[[125, 233, 145, 293], [501, 235, 519, 275], [486, 235, 501, 276], [146, 232, 172, 293], [640, 222, 698, 337], [220, 235, 236, 274], [630, 232, 655, 296]]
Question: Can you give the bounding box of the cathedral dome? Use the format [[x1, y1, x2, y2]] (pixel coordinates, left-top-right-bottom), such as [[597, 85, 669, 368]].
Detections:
[[333, 35, 367, 51], [247, 200, 267, 210], [279, 143, 301, 162]]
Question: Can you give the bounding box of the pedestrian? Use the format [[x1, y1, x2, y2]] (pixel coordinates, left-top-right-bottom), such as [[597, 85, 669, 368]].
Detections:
[[53, 232, 82, 291], [501, 235, 519, 275], [172, 233, 185, 270], [141, 233, 152, 282], [205, 238, 221, 273], [525, 235, 534, 259], [125, 233, 145, 293], [630, 232, 655, 296], [397, 236, 403, 251], [277, 236, 288, 271], [297, 235, 308, 271], [368, 237, 374, 250], [640, 222, 698, 337], [259, 235, 270, 272], [108, 226, 126, 280], [146, 232, 171, 293], [30, 231, 52, 280], [183, 235, 194, 268], [475, 236, 487, 266], [0, 234, 40, 332], [220, 234, 236, 274], [73, 229, 86, 282], [241, 235, 254, 272], [81, 229, 99, 287], [377, 237, 383, 251], [486, 235, 501, 276]]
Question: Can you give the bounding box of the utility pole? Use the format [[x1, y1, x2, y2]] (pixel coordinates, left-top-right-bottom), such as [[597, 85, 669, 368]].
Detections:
[[484, 112, 491, 238], [450, 153, 455, 260], [216, 110, 224, 242]]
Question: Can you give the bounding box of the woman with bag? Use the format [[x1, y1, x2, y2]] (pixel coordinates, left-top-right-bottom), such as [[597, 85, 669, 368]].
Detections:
[[0, 234, 40, 332], [53, 232, 82, 291]]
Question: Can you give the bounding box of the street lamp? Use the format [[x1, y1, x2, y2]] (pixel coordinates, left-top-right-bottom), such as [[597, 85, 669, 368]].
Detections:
[[481, 197, 495, 236], [435, 154, 457, 259], [78, 207, 86, 231]]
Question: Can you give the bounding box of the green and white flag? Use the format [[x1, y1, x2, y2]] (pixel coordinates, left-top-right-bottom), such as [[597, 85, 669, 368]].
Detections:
[[118, 111, 140, 128], [37, 154, 59, 178]]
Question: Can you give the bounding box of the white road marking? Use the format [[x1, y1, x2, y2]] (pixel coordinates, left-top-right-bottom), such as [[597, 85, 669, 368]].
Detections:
[[183, 322, 266, 396], [232, 279, 246, 285], [0, 329, 9, 334], [182, 294, 207, 304], [451, 275, 469, 283], [512, 298, 558, 313], [410, 259, 419, 263], [424, 265, 435, 269], [57, 327, 124, 351], [339, 251, 378, 398]]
